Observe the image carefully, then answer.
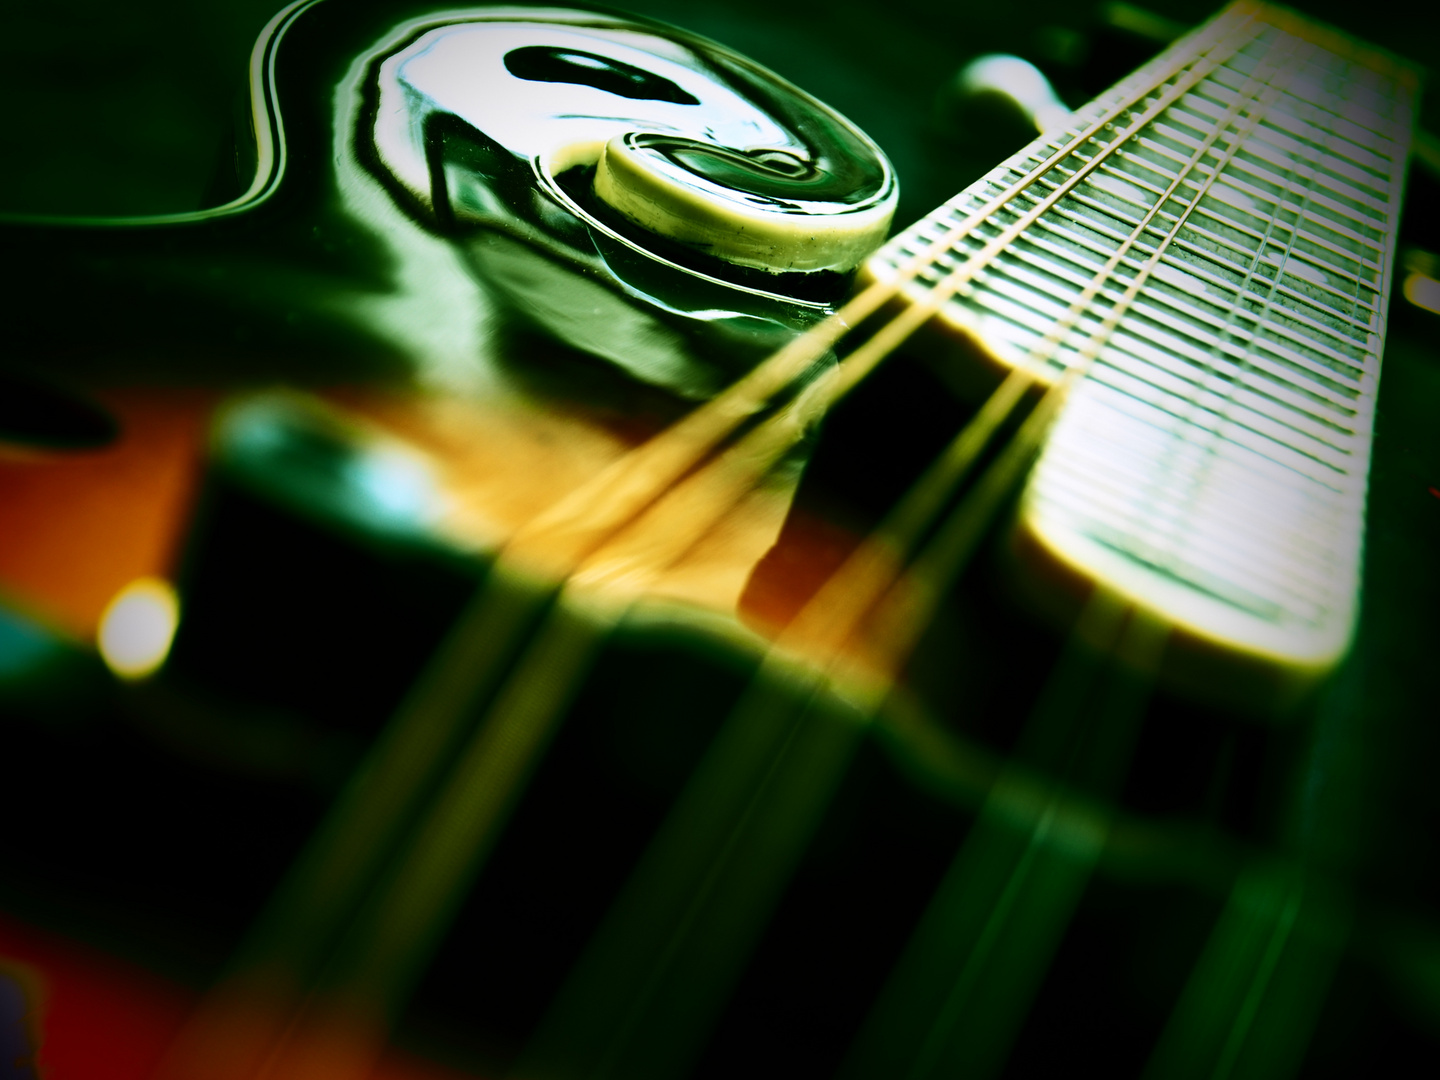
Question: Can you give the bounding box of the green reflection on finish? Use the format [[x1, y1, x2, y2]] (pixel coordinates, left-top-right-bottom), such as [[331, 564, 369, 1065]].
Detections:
[[1143, 865, 1349, 1080], [841, 594, 1166, 1080]]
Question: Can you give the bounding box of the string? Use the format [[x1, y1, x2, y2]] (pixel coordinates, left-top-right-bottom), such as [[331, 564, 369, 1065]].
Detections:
[[253, 9, 1266, 1068], [503, 2, 1265, 578], [1126, 42, 1364, 613], [823, 20, 1310, 689], [153, 6, 1282, 1077], [511, 2, 1273, 609], [512, 22, 1319, 1078]]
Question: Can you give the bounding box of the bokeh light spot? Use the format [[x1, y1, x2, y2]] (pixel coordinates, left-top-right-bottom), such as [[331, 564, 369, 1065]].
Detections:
[[1402, 271, 1440, 315], [97, 578, 179, 680]]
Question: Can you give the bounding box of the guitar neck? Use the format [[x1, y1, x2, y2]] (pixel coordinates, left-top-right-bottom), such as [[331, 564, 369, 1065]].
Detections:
[[864, 0, 1415, 707]]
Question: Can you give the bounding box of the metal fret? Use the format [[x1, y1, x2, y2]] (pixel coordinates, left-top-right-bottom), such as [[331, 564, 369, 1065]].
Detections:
[[906, 212, 1377, 395], [839, 3, 1266, 347], [1072, 162, 1385, 300], [1008, 162, 1387, 330], [865, 0, 1414, 678], [992, 227, 1371, 390]]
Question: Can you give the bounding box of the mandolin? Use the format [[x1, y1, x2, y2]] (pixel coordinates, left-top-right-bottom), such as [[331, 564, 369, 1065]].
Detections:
[[0, 1, 1436, 1078]]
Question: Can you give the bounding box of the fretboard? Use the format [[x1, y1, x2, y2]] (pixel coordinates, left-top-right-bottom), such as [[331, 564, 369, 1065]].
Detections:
[[865, 0, 1415, 698]]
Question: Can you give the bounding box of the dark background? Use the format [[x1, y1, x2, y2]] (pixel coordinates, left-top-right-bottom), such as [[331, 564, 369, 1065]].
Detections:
[[4, 0, 1435, 225]]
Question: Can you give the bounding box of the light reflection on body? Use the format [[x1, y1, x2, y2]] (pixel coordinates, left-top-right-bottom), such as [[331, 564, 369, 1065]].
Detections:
[[357, 7, 895, 397], [328, 6, 898, 614]]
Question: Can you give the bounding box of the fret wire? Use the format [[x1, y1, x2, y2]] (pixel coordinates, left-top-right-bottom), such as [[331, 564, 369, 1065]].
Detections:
[[1203, 178, 1393, 272], [1075, 317, 1357, 442], [1216, 191, 1386, 265], [990, 228, 1373, 407], [1267, 113, 1399, 179], [1121, 301, 1364, 407], [1204, 51, 1383, 452], [260, 33, 1288, 1040], [1203, 126, 1393, 217], [1247, 330, 1365, 390], [141, 13, 1416, 1076], [1140, 248, 1375, 355], [946, 198, 1378, 380], [1271, 71, 1411, 148], [527, 21, 1405, 1071], [1047, 470, 1342, 594], [1026, 164, 1172, 224], [1122, 139, 1388, 260], [1102, 321, 1358, 430], [428, 28, 1281, 1048], [1179, 86, 1244, 125], [1322, 72, 1377, 332], [1298, 73, 1378, 359], [1059, 190, 1157, 238], [948, 252, 1349, 405], [1176, 214, 1381, 297], [1222, 117, 1395, 200], [1067, 374, 1345, 497], [1149, 117, 1242, 158], [1042, 432, 1342, 596], [1039, 448, 1339, 600], [1215, 69, 1382, 371], [1052, 451, 1348, 597], [1017, 35, 1319, 566], [793, 9, 1279, 686], [1259, 104, 1399, 179], [863, 16, 1271, 406], [1108, 125, 1391, 250], [508, 13, 1261, 565], [950, 286, 1361, 463], [1146, 231, 1382, 330], [971, 36, 1314, 399], [1241, 125, 1394, 211], [979, 270, 1359, 434], [1075, 345, 1356, 483], [1035, 470, 1330, 620], [1145, 252, 1373, 360], [889, 26, 1326, 635], [1044, 413, 1346, 535], [621, 1, 1267, 505], [896, 7, 1261, 241], [1115, 343, 1356, 442], [867, 2, 1411, 679], [1078, 148, 1391, 287], [892, 9, 1406, 622], [1088, 343, 1353, 474], [1256, 65, 1409, 148], [1082, 148, 1370, 269], [1091, 395, 1354, 505], [1227, 141, 1392, 233], [1048, 219, 1376, 361], [1096, 158, 1198, 207], [1018, 182, 1385, 329], [1083, 47, 1374, 596], [293, 89, 1270, 1053], [898, 8, 1260, 274], [899, 243, 1374, 413]]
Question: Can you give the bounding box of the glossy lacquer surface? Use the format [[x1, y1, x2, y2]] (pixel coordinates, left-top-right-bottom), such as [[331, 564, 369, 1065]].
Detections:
[[0, 2, 1438, 1079]]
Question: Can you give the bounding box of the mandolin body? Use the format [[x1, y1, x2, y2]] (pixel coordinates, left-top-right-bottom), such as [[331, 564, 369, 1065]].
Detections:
[[0, 2, 1437, 1078]]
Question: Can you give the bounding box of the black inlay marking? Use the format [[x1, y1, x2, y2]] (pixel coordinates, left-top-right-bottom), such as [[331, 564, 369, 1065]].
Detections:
[[504, 46, 700, 105]]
